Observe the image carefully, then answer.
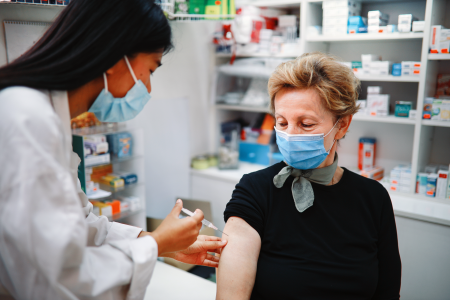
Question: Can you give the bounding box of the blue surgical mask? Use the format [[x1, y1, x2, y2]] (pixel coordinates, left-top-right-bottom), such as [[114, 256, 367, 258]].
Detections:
[[89, 56, 151, 122], [275, 119, 340, 170]]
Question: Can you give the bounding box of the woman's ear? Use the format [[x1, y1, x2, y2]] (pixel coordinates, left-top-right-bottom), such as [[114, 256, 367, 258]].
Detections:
[[105, 57, 125, 75], [335, 115, 352, 140]]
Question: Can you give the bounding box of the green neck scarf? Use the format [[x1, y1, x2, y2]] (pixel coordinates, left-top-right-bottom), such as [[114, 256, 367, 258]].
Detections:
[[273, 153, 339, 213]]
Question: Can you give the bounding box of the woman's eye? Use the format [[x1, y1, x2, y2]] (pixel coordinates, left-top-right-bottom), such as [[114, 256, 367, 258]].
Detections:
[[302, 123, 314, 128], [277, 123, 287, 127]]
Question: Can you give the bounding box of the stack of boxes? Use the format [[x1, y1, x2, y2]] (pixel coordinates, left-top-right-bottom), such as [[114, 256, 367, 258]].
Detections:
[[322, 0, 361, 35], [401, 61, 421, 76], [430, 25, 450, 54], [416, 165, 450, 199], [348, 16, 367, 34], [358, 137, 384, 181], [398, 14, 418, 32], [367, 10, 389, 33], [390, 165, 412, 193], [366, 86, 389, 116]]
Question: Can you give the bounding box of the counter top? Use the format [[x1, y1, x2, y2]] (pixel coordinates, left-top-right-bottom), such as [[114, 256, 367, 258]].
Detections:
[[191, 163, 450, 227], [145, 261, 216, 300]]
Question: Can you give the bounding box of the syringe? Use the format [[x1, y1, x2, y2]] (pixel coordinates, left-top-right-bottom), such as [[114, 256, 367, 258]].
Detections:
[[181, 208, 228, 236]]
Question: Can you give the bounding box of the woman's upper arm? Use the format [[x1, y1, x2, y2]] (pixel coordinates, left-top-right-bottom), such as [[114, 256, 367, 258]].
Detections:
[[216, 216, 261, 300]]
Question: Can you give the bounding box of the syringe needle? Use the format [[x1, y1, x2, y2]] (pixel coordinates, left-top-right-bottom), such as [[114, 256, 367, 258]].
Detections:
[[218, 229, 229, 236]]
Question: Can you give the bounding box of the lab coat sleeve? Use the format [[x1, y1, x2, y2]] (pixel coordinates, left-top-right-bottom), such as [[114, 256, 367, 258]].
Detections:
[[75, 160, 142, 246], [0, 87, 157, 300]]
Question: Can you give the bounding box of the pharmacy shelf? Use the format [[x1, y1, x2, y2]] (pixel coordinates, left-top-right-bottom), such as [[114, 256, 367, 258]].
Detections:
[[428, 54, 450, 60], [248, 0, 301, 7], [356, 74, 420, 82], [99, 182, 143, 193], [216, 52, 299, 58], [191, 163, 450, 226], [306, 32, 424, 42], [218, 64, 273, 78], [0, 2, 67, 7], [215, 104, 270, 113], [352, 114, 416, 125], [108, 208, 145, 222], [421, 120, 450, 127], [390, 191, 450, 226]]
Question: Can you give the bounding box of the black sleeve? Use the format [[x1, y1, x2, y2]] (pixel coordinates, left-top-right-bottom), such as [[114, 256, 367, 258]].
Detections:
[[223, 174, 265, 238], [372, 189, 402, 300]]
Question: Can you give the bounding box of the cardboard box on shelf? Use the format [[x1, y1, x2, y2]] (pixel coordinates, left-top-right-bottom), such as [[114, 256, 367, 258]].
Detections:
[[367, 94, 390, 116], [412, 21, 425, 32], [398, 14, 418, 32], [436, 170, 449, 199], [322, 0, 361, 9], [368, 10, 389, 22]]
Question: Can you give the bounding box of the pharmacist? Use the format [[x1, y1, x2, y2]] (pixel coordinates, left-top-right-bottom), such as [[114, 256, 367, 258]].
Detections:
[[0, 0, 227, 299]]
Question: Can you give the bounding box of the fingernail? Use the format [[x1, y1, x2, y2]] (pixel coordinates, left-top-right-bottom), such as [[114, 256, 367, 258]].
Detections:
[[221, 239, 227, 245], [176, 199, 181, 204]]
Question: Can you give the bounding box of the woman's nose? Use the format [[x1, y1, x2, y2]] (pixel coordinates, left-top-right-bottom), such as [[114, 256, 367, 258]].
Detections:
[[285, 126, 302, 135]]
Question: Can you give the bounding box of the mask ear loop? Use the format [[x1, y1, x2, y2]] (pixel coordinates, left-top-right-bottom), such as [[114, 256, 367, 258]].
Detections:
[[102, 73, 108, 94], [324, 118, 340, 153], [124, 55, 138, 83]]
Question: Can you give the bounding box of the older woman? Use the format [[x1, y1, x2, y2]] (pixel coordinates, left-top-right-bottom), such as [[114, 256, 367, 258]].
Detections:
[[216, 52, 401, 300]]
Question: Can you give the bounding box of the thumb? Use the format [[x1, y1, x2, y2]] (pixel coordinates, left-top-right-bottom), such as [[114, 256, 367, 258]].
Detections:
[[171, 199, 183, 217]]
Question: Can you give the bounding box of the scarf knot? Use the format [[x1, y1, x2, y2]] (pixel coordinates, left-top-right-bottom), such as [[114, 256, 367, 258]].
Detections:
[[273, 153, 338, 213]]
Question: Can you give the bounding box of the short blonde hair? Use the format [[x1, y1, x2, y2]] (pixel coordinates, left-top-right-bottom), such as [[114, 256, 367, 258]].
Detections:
[[268, 52, 360, 119]]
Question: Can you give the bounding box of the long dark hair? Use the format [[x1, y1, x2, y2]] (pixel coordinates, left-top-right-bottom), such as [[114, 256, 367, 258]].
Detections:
[[0, 0, 172, 91]]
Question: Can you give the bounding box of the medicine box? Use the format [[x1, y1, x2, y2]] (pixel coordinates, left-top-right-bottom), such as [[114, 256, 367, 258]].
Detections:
[[348, 16, 367, 26], [422, 97, 434, 119], [398, 14, 418, 32], [278, 15, 297, 28], [368, 19, 388, 26], [352, 61, 363, 73], [323, 17, 348, 27], [392, 63, 402, 76], [368, 86, 382, 94], [412, 21, 425, 32], [348, 26, 367, 34], [430, 25, 446, 53], [367, 94, 390, 116], [395, 101, 412, 117], [440, 29, 450, 53], [368, 10, 389, 22], [360, 166, 384, 181], [323, 26, 348, 35], [436, 170, 449, 199], [355, 100, 367, 115], [358, 137, 376, 171], [323, 6, 361, 18], [431, 100, 450, 121], [416, 173, 428, 195], [426, 174, 438, 197], [239, 142, 270, 166], [322, 0, 361, 9]]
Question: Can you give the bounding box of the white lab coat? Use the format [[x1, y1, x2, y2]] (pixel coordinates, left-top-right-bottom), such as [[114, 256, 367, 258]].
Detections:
[[0, 87, 158, 300]]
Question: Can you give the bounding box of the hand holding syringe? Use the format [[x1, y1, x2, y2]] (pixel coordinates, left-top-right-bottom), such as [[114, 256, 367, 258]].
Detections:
[[181, 208, 229, 236]]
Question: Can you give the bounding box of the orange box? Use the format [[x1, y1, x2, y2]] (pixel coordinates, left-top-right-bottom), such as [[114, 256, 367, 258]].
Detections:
[[107, 200, 121, 215]]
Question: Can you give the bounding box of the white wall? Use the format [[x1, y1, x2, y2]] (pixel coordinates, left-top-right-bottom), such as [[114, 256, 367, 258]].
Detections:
[[127, 22, 220, 218]]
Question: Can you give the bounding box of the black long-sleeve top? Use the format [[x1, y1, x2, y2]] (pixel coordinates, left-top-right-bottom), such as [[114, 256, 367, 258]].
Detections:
[[224, 162, 401, 300]]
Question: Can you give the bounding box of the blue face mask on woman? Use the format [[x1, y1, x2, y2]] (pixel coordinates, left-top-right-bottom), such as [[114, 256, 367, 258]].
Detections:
[[275, 119, 340, 170], [89, 56, 151, 122]]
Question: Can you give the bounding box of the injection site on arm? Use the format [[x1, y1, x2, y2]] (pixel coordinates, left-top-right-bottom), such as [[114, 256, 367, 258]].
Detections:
[[216, 217, 261, 300]]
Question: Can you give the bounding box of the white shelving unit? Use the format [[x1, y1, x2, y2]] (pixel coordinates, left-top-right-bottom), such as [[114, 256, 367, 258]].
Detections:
[[209, 0, 450, 225], [428, 53, 450, 60], [72, 126, 147, 229], [306, 32, 424, 42]]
